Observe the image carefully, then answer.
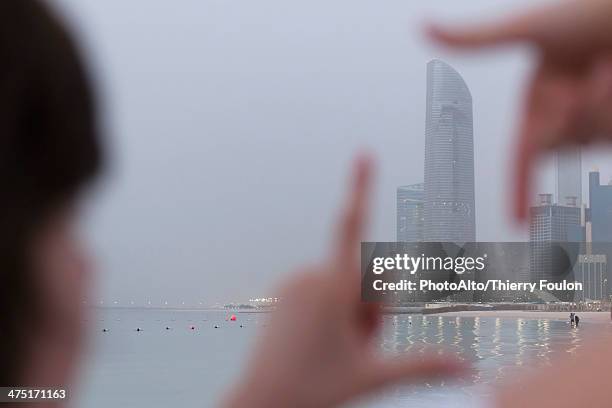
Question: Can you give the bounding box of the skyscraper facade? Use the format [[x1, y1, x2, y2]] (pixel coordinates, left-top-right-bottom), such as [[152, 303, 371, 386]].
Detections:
[[529, 193, 583, 293], [588, 171, 612, 242], [556, 148, 582, 206], [587, 171, 612, 296], [529, 194, 583, 244], [396, 183, 424, 242], [574, 254, 607, 301], [423, 59, 476, 242]]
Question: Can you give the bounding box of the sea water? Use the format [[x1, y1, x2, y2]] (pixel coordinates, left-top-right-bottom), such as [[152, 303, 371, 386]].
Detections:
[[74, 309, 596, 408]]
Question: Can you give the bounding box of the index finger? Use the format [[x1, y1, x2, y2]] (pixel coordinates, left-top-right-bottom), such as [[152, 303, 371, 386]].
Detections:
[[513, 67, 573, 221], [333, 154, 374, 268], [426, 1, 567, 49], [514, 124, 537, 222], [514, 72, 548, 222]]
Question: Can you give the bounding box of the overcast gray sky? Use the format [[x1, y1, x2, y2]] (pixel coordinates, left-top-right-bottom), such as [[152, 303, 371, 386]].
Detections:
[[49, 0, 612, 305]]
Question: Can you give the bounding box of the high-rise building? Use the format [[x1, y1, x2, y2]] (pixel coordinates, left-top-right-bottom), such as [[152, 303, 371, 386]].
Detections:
[[574, 254, 607, 301], [587, 171, 612, 296], [529, 193, 583, 291], [556, 148, 582, 206], [423, 59, 475, 242], [396, 183, 424, 242], [529, 194, 584, 243], [588, 171, 612, 242]]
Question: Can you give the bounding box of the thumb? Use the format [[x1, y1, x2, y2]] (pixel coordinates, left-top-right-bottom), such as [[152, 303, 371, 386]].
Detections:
[[359, 355, 468, 392]]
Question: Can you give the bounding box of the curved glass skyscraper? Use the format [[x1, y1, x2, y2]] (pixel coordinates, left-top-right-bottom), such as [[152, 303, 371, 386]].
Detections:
[[424, 59, 476, 242]]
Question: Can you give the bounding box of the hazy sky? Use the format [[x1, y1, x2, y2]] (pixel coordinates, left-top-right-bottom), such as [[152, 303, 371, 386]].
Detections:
[[49, 0, 612, 305]]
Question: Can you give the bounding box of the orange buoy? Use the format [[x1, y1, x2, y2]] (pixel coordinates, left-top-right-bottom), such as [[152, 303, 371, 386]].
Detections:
[[230, 314, 237, 321]]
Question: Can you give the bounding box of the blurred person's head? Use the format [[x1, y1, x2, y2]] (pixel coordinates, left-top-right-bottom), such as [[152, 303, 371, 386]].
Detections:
[[0, 0, 102, 386]]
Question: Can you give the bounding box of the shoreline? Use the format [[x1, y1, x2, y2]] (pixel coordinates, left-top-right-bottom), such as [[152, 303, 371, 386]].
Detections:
[[426, 310, 611, 323], [90, 307, 612, 322]]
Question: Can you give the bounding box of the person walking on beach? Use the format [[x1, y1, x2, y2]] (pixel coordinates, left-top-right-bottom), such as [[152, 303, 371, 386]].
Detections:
[[570, 313, 575, 326], [575, 315, 580, 328]]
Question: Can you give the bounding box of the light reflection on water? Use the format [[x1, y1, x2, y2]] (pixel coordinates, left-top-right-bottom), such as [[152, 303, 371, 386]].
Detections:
[[368, 314, 594, 407]]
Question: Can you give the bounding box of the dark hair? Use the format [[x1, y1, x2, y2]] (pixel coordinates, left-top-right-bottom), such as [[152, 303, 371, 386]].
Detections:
[[0, 0, 102, 384]]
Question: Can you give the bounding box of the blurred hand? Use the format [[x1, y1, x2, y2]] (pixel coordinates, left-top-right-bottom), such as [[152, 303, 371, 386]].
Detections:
[[427, 0, 612, 220], [496, 331, 612, 408], [223, 156, 466, 408]]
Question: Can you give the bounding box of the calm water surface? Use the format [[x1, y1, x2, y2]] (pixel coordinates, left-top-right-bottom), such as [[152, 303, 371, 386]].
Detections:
[[74, 309, 600, 407]]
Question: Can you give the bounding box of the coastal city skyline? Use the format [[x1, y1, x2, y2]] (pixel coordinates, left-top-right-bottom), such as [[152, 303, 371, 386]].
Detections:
[[53, 0, 612, 305], [395, 59, 612, 304]]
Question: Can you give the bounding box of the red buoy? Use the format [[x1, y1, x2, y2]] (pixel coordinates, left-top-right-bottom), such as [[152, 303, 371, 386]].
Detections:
[[230, 314, 237, 321]]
